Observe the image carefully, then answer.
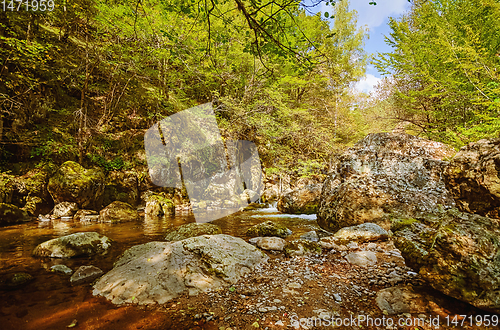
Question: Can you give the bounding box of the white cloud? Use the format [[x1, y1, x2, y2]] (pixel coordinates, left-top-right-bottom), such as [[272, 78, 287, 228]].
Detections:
[[355, 73, 381, 93]]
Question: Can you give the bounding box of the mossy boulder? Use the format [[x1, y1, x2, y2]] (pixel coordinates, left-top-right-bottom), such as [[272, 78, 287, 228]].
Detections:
[[145, 193, 175, 217], [393, 208, 500, 313], [0, 203, 30, 226], [284, 239, 322, 257], [0, 172, 15, 204], [164, 222, 222, 241], [246, 221, 292, 238], [47, 161, 105, 209], [277, 184, 321, 215], [102, 170, 140, 207], [13, 167, 53, 215], [33, 232, 113, 258], [0, 272, 34, 290], [99, 201, 140, 223]]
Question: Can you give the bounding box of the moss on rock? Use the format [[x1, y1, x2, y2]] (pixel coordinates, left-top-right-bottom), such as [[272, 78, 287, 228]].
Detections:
[[0, 203, 30, 226], [164, 222, 222, 241], [246, 221, 292, 238], [99, 201, 140, 223], [47, 161, 105, 209]]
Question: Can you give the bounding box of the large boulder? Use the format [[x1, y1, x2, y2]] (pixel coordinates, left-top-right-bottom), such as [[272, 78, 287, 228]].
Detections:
[[443, 139, 500, 219], [52, 202, 79, 218], [277, 184, 321, 214], [317, 133, 456, 232], [13, 167, 53, 215], [32, 232, 113, 258], [392, 209, 500, 313], [164, 222, 222, 241], [102, 170, 140, 207], [0, 203, 30, 226], [246, 220, 292, 238], [93, 234, 268, 305], [145, 193, 175, 217], [333, 222, 389, 245], [47, 161, 105, 209], [99, 201, 140, 223]]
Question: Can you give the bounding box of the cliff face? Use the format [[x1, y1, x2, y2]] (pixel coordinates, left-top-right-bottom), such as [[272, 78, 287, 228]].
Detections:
[[317, 132, 456, 232], [443, 138, 500, 220]]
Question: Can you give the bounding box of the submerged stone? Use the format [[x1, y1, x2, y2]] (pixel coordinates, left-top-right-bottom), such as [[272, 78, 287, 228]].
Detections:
[[164, 222, 222, 241], [33, 232, 113, 258]]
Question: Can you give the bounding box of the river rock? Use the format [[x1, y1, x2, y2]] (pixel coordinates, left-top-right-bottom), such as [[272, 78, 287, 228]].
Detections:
[[277, 184, 321, 214], [52, 202, 79, 218], [300, 230, 319, 242], [164, 222, 222, 241], [317, 133, 456, 232], [73, 209, 99, 221], [33, 232, 113, 258], [93, 234, 268, 305], [70, 265, 103, 285], [102, 170, 140, 207], [99, 201, 140, 223], [0, 203, 30, 226], [345, 251, 377, 267], [333, 223, 388, 244], [256, 237, 286, 251], [47, 161, 105, 209], [393, 208, 500, 313], [284, 239, 321, 257], [443, 139, 500, 219], [0, 272, 34, 289], [50, 264, 73, 275], [246, 221, 292, 238], [145, 193, 175, 217]]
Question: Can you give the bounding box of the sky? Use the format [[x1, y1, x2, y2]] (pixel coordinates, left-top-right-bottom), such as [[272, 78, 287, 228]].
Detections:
[[316, 0, 413, 93]]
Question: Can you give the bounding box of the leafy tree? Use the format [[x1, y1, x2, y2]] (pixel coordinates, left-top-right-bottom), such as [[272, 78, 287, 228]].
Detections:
[[375, 0, 500, 147]]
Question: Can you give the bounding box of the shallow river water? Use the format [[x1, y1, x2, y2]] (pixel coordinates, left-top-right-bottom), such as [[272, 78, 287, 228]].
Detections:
[[0, 207, 319, 330]]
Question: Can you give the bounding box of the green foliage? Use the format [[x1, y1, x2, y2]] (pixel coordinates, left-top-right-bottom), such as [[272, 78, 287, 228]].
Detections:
[[87, 154, 127, 172], [375, 0, 500, 147], [30, 139, 78, 161]]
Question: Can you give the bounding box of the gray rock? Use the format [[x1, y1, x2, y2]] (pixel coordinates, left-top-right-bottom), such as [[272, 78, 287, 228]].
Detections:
[[50, 264, 73, 275], [285, 239, 321, 257], [93, 234, 268, 305], [73, 209, 98, 221], [33, 232, 113, 258], [317, 133, 456, 232], [299, 231, 319, 242], [164, 222, 221, 241], [277, 184, 322, 214], [70, 265, 103, 285], [256, 237, 286, 251], [334, 223, 389, 244], [145, 193, 175, 217], [443, 138, 500, 219], [393, 208, 500, 313], [246, 221, 292, 238], [99, 201, 140, 223], [345, 251, 377, 267], [248, 237, 262, 245], [52, 202, 79, 218]]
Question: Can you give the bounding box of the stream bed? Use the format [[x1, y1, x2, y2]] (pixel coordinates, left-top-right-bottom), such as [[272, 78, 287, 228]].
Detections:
[[0, 207, 320, 330]]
